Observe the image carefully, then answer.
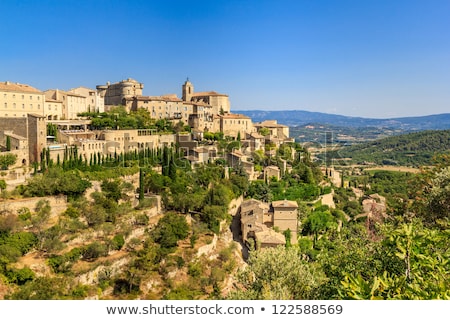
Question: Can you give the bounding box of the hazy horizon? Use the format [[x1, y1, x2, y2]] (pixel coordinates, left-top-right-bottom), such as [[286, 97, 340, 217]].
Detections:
[[231, 108, 450, 120], [2, 0, 449, 119]]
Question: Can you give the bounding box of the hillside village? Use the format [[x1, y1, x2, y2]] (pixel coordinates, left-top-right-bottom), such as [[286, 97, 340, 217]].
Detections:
[[0, 78, 323, 298], [0, 78, 449, 300]]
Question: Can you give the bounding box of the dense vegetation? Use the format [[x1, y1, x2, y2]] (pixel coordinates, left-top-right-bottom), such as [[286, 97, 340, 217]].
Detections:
[[321, 130, 450, 166], [1, 131, 449, 299], [78, 106, 190, 133]]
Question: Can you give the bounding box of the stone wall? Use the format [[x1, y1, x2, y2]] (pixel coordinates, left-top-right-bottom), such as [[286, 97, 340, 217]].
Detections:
[[0, 195, 68, 217]]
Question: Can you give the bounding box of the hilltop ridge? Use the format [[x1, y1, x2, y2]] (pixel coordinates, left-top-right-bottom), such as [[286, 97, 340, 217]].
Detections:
[[235, 109, 450, 131]]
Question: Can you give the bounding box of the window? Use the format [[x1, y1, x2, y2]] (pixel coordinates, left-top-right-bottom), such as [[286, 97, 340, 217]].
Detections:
[[30, 95, 32, 100], [13, 103, 16, 108], [30, 104, 33, 109], [22, 95, 24, 99], [38, 104, 40, 109], [22, 104, 25, 109], [4, 103, 6, 108]]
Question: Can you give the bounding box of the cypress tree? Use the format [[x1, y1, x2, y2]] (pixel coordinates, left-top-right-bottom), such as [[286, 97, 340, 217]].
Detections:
[[139, 168, 145, 202], [40, 149, 46, 172], [6, 136, 11, 151]]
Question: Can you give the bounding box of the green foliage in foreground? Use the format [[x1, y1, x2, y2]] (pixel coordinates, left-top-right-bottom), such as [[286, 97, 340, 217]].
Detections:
[[227, 246, 326, 299]]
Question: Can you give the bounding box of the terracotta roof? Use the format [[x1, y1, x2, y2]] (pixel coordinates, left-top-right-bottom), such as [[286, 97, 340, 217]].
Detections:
[[255, 227, 286, 245], [250, 132, 264, 139], [0, 81, 42, 93], [193, 147, 209, 153], [272, 199, 298, 208], [220, 113, 250, 119], [136, 95, 183, 102], [5, 132, 27, 140], [254, 120, 288, 128], [45, 89, 85, 98], [242, 199, 269, 213], [192, 91, 228, 97]]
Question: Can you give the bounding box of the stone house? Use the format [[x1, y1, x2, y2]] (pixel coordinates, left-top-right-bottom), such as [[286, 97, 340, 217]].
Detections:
[[239, 198, 299, 249]]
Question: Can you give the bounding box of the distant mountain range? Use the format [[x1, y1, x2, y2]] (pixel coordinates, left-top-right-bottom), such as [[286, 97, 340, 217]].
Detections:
[[234, 110, 450, 131]]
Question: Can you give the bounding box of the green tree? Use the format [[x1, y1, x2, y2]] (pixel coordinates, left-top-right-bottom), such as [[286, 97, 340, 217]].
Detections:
[[0, 153, 17, 170], [339, 221, 450, 299], [139, 168, 145, 202], [151, 212, 189, 249], [6, 136, 11, 151], [228, 246, 326, 299], [302, 208, 336, 245], [0, 179, 6, 193]]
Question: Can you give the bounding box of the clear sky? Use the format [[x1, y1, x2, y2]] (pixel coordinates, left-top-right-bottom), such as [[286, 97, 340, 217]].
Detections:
[[2, 0, 449, 118]]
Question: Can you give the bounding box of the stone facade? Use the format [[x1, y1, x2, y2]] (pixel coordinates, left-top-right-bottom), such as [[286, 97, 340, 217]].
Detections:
[[239, 198, 299, 248], [96, 78, 143, 107], [271, 200, 299, 244], [0, 195, 68, 218], [0, 81, 45, 118], [264, 165, 281, 181], [0, 114, 46, 164], [1, 77, 291, 173], [44, 89, 88, 120], [212, 113, 254, 139], [69, 86, 105, 113], [44, 98, 63, 120], [0, 131, 29, 167]]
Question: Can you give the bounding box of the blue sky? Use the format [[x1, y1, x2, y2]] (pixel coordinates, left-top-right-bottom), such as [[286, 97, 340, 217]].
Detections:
[[2, 0, 449, 118]]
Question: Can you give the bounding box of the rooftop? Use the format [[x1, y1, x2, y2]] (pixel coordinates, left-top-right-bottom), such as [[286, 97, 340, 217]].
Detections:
[[272, 199, 299, 208], [0, 81, 42, 93], [192, 91, 228, 97]]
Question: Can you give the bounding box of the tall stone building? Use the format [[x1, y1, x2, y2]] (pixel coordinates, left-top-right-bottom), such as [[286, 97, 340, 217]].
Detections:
[[44, 89, 88, 120], [182, 78, 230, 115], [96, 78, 144, 107], [68, 86, 105, 113], [0, 81, 45, 118], [0, 114, 46, 164]]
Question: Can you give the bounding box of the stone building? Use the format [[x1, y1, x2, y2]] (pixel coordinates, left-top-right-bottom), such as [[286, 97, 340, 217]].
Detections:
[[264, 165, 281, 182], [0, 114, 46, 164], [68, 86, 105, 113], [96, 78, 236, 134], [212, 113, 254, 139], [44, 89, 88, 120], [0, 131, 29, 168], [44, 98, 63, 120], [182, 79, 230, 115], [0, 81, 45, 118], [254, 120, 294, 149], [271, 199, 299, 244], [239, 198, 299, 248], [254, 120, 290, 140], [240, 199, 270, 244], [96, 78, 143, 107]]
